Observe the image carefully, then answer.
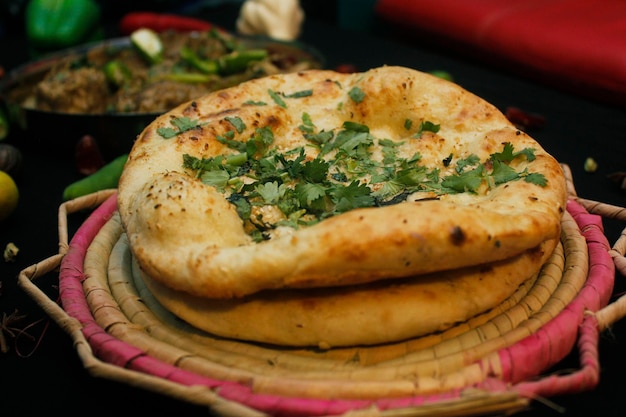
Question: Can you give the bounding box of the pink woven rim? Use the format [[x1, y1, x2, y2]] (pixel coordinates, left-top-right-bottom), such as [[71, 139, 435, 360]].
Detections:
[[57, 194, 615, 416]]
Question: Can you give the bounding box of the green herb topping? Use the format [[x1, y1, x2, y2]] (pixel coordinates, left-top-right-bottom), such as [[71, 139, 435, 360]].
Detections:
[[182, 113, 547, 240], [157, 116, 202, 139], [348, 86, 365, 103]]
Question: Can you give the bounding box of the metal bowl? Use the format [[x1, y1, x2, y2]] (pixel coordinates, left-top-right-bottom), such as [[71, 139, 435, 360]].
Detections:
[[0, 35, 324, 161]]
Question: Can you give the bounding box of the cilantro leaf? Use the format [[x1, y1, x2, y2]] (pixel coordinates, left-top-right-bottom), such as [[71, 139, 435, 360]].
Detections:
[[304, 130, 334, 145], [413, 120, 440, 138], [268, 89, 287, 107], [156, 127, 177, 139], [343, 121, 369, 132], [246, 126, 275, 158], [330, 181, 374, 213], [371, 180, 404, 199], [442, 165, 485, 193], [283, 89, 313, 98], [243, 100, 267, 106], [302, 158, 330, 183], [299, 112, 315, 133], [522, 171, 548, 187], [295, 182, 327, 207], [201, 169, 230, 190], [490, 142, 536, 162], [227, 193, 251, 220], [348, 86, 365, 103], [216, 130, 246, 152], [455, 154, 480, 173], [395, 166, 428, 185], [225, 116, 246, 133], [255, 181, 287, 204], [157, 116, 201, 139], [491, 159, 520, 185]]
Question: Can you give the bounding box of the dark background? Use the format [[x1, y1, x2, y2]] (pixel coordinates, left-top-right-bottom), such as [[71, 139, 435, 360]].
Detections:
[[1, 1, 625, 416]]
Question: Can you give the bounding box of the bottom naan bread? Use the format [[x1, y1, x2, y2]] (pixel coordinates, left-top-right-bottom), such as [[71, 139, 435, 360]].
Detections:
[[138, 238, 557, 348]]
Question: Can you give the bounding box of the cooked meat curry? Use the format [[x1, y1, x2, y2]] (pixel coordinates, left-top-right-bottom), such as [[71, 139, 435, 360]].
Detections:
[[10, 30, 320, 115]]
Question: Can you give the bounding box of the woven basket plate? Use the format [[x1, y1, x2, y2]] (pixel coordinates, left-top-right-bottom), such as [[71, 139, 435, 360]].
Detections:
[[18, 164, 626, 417]]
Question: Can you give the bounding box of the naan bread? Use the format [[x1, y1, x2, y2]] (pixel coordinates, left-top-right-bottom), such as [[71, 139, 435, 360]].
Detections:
[[138, 239, 556, 347], [118, 66, 567, 299]]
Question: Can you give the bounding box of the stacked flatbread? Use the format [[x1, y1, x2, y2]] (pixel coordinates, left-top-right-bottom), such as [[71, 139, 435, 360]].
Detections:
[[117, 66, 567, 348]]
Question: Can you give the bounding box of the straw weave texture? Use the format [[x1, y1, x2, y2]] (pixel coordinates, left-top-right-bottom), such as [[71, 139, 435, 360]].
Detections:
[[17, 164, 626, 416]]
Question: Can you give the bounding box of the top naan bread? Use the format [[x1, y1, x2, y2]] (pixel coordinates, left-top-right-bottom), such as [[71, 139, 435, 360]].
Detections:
[[117, 66, 567, 299]]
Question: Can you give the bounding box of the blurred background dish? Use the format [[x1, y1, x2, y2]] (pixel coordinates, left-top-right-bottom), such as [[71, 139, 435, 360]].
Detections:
[[0, 30, 323, 161]]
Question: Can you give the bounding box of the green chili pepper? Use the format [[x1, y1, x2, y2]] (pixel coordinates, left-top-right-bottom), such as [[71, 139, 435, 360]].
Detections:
[[25, 0, 103, 52], [103, 60, 132, 88], [218, 49, 268, 75], [180, 47, 268, 76], [162, 72, 217, 83], [180, 46, 220, 74], [62, 154, 128, 201]]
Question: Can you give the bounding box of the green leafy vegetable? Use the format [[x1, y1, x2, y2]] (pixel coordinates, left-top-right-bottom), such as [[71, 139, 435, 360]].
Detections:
[[283, 89, 313, 98], [225, 116, 246, 133], [348, 86, 365, 103], [268, 89, 286, 108], [413, 120, 441, 138], [182, 113, 547, 240], [157, 116, 201, 139]]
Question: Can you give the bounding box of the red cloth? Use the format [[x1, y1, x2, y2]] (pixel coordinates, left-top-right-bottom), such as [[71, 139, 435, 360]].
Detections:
[[376, 0, 626, 104]]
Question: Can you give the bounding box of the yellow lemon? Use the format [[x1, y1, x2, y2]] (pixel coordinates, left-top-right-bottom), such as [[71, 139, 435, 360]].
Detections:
[[0, 170, 18, 221]]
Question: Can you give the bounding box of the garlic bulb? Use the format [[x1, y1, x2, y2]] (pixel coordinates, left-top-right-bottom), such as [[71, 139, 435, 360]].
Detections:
[[236, 0, 304, 41]]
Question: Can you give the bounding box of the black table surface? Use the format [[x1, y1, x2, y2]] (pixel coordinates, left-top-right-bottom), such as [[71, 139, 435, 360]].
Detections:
[[1, 4, 625, 417]]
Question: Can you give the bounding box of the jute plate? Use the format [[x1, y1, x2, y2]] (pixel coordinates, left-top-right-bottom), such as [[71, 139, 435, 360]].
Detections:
[[18, 164, 626, 417]]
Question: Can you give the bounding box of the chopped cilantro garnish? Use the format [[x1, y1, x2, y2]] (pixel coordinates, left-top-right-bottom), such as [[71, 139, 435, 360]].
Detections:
[[216, 130, 246, 152], [299, 112, 315, 133], [157, 116, 201, 139], [305, 130, 334, 145], [268, 89, 287, 107], [442, 165, 485, 193], [225, 116, 246, 133], [522, 171, 548, 187], [283, 89, 313, 98], [413, 120, 441, 138], [331, 181, 374, 214], [255, 181, 288, 204], [243, 100, 267, 106], [491, 142, 536, 162], [455, 154, 480, 173], [348, 86, 365, 103], [183, 115, 547, 239]]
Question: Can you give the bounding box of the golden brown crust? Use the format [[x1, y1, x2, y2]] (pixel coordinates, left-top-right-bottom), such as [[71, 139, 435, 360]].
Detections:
[[118, 66, 567, 299], [138, 238, 557, 347]]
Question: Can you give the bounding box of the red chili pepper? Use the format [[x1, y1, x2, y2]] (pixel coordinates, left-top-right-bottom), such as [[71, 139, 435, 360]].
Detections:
[[505, 106, 546, 130], [119, 12, 214, 35], [334, 63, 358, 74]]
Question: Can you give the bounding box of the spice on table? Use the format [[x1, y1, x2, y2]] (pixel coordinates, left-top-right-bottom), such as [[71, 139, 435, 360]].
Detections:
[[75, 135, 105, 176], [583, 157, 598, 173], [3, 242, 19, 262]]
